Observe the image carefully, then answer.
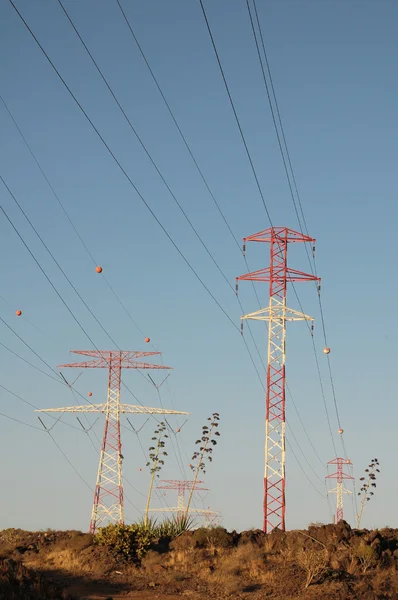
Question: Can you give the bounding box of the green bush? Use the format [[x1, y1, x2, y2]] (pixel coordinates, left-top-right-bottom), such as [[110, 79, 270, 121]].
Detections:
[[193, 527, 233, 549], [95, 523, 151, 562]]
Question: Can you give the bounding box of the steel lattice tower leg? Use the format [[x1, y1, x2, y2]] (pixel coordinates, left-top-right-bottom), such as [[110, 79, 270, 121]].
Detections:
[[90, 355, 123, 533], [265, 233, 288, 533], [237, 227, 320, 532]]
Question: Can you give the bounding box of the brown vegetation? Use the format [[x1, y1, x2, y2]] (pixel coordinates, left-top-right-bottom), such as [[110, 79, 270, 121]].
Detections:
[[0, 521, 397, 599]]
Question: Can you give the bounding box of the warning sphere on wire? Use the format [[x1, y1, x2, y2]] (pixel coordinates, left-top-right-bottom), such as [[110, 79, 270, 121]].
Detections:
[[15, 310, 22, 317], [323, 347, 331, 355], [88, 392, 92, 397], [96, 266, 103, 273], [138, 468, 142, 472], [338, 428, 344, 435], [145, 337, 150, 343], [176, 428, 181, 433]]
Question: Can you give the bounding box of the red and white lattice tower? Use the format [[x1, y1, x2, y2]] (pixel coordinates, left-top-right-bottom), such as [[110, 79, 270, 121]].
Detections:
[[326, 458, 354, 523], [149, 480, 220, 524], [236, 227, 320, 533], [37, 350, 188, 533]]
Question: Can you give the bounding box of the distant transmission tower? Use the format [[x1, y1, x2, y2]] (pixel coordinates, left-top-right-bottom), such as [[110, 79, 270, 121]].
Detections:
[[149, 479, 220, 525], [326, 458, 354, 523], [236, 227, 320, 533], [37, 350, 188, 533]]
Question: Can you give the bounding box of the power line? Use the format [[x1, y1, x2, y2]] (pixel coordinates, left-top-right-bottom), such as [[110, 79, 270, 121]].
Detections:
[[240, 1, 342, 459], [251, 0, 310, 237], [0, 382, 84, 433], [199, 0, 336, 483], [8, 0, 239, 333], [0, 177, 109, 350], [0, 338, 61, 384], [246, 0, 303, 231], [0, 93, 146, 343], [0, 174, 165, 412], [286, 438, 327, 500], [7, 0, 269, 438], [0, 410, 44, 432], [116, 0, 265, 315], [287, 384, 325, 469], [198, 0, 272, 224], [57, 0, 236, 297], [7, 0, 332, 518], [286, 423, 324, 486], [248, 0, 346, 461], [115, 0, 242, 253]]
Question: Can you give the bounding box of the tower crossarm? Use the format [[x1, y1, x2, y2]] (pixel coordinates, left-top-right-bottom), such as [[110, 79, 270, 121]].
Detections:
[[58, 359, 171, 370], [243, 227, 316, 244], [326, 471, 354, 480], [237, 266, 319, 284], [327, 485, 353, 495], [156, 480, 208, 491], [36, 404, 107, 413], [241, 304, 314, 323], [149, 507, 218, 515], [64, 350, 162, 360], [119, 405, 189, 415], [36, 404, 189, 416]]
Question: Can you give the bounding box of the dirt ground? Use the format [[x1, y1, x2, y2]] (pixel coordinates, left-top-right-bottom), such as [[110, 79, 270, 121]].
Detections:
[[0, 523, 397, 599]]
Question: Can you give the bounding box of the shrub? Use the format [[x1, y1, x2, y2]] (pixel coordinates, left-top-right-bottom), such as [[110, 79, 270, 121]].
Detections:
[[95, 523, 151, 562], [193, 527, 233, 550], [297, 548, 329, 588], [354, 543, 376, 573]]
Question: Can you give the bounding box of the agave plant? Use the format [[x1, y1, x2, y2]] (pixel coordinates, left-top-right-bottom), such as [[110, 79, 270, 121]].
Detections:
[[185, 412, 220, 519], [156, 514, 195, 538], [356, 458, 380, 528], [144, 422, 169, 527]]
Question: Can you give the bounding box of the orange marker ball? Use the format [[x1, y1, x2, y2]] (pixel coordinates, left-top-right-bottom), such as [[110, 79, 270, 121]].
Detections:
[[88, 392, 92, 397], [145, 337, 150, 343], [96, 266, 103, 273], [16, 310, 22, 317], [138, 468, 142, 472], [176, 428, 181, 433]]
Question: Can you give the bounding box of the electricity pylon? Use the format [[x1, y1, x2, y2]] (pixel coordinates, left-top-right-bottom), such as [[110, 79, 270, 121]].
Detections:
[[236, 227, 320, 533], [149, 479, 220, 525], [326, 458, 354, 523], [37, 350, 189, 533]]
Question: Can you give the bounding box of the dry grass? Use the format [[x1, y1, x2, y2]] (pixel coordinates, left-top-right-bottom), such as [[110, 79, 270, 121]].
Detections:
[[208, 543, 271, 590], [42, 548, 92, 574], [1, 524, 398, 599]]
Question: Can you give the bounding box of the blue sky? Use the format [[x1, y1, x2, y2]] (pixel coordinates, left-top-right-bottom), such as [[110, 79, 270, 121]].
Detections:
[[0, 0, 396, 532]]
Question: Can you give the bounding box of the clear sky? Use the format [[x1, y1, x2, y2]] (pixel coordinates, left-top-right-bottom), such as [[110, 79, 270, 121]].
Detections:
[[0, 0, 397, 533]]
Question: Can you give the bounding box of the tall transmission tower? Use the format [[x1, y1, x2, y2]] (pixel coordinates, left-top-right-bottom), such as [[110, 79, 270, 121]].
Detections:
[[236, 227, 320, 533], [37, 350, 188, 533], [326, 458, 354, 523], [149, 479, 220, 524]]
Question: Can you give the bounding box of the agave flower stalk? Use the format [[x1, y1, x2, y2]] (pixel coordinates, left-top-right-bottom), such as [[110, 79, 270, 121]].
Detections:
[[356, 458, 380, 528], [185, 412, 220, 519], [145, 421, 168, 527]]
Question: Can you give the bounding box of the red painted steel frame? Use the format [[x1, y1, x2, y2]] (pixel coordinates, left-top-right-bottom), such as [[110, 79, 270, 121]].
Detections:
[[237, 228, 319, 533], [59, 351, 170, 533]]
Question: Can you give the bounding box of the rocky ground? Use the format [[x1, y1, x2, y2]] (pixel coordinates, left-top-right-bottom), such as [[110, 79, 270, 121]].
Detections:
[[0, 522, 397, 599]]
